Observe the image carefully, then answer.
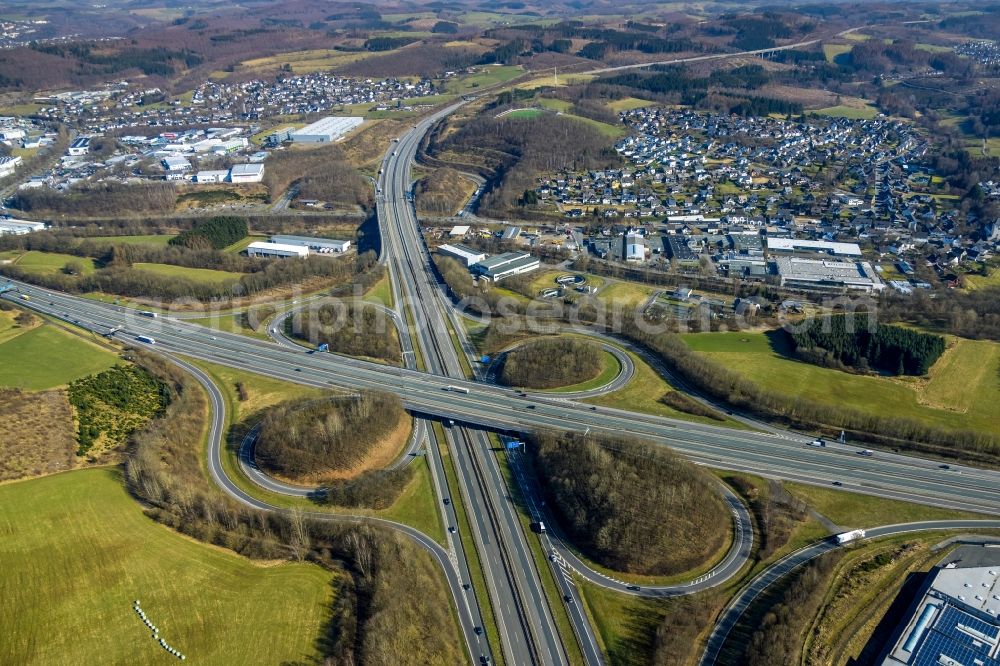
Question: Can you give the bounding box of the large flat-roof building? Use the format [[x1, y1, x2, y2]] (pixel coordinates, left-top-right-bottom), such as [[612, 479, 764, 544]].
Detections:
[[775, 256, 885, 293], [270, 234, 350, 253], [0, 217, 46, 235], [473, 251, 540, 282], [247, 241, 310, 259], [880, 545, 1000, 666], [0, 155, 22, 178], [767, 237, 864, 258], [438, 243, 486, 267], [289, 117, 364, 143], [229, 163, 265, 183]]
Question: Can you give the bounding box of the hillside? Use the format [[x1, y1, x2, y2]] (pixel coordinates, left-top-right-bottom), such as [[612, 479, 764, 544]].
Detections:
[[532, 431, 729, 575], [415, 167, 477, 216]]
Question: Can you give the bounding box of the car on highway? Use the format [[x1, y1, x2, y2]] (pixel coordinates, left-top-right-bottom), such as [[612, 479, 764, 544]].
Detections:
[[857, 449, 874, 456], [627, 585, 641, 591], [443, 498, 450, 505], [810, 438, 826, 447], [832, 481, 843, 486], [473, 626, 483, 636], [940, 464, 951, 469], [563, 594, 574, 603], [448, 526, 456, 534]]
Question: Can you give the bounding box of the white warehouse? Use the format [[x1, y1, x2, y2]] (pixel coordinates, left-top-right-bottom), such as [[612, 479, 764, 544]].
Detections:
[[247, 241, 310, 258], [438, 243, 486, 267], [229, 163, 265, 183], [270, 235, 351, 253], [290, 117, 364, 143], [0, 217, 46, 235]]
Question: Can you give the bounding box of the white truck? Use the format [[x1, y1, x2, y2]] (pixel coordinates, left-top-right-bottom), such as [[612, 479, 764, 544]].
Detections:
[[834, 529, 866, 545]]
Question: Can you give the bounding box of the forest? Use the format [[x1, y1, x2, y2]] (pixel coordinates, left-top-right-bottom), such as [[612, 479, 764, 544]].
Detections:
[[430, 110, 618, 217], [788, 315, 945, 376], [500, 337, 603, 389], [289, 301, 401, 363], [531, 431, 729, 575], [169, 216, 247, 250], [255, 392, 404, 480], [13, 181, 178, 217]]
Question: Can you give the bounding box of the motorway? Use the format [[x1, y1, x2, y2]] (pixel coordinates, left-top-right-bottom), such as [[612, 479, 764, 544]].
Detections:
[[12, 282, 1000, 518], [699, 521, 1000, 666], [377, 106, 572, 666]]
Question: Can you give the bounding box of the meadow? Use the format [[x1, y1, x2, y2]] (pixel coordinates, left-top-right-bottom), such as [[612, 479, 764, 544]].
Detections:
[[0, 469, 333, 666], [0, 324, 117, 390], [683, 330, 1000, 435], [132, 263, 243, 285]]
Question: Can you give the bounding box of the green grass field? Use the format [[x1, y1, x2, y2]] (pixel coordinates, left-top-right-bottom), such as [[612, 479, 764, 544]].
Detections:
[[0, 325, 117, 390], [0, 468, 333, 666], [823, 43, 853, 62], [584, 350, 747, 428], [363, 276, 394, 308], [444, 65, 522, 93], [597, 280, 658, 310], [132, 263, 243, 285], [783, 481, 988, 528], [505, 108, 544, 120], [87, 235, 175, 246], [813, 103, 878, 120], [606, 97, 653, 113], [15, 251, 97, 276], [683, 330, 1000, 435], [964, 268, 1000, 291]]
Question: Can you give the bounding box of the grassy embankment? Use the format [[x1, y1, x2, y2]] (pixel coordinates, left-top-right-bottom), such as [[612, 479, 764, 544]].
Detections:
[[683, 330, 1000, 436]]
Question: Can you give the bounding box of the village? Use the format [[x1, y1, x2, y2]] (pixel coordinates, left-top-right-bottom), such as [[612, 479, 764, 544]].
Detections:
[[530, 107, 999, 293]]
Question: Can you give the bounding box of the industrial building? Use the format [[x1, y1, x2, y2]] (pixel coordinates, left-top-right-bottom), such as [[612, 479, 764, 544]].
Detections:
[[289, 117, 364, 143], [0, 155, 22, 178], [270, 235, 350, 253], [246, 241, 310, 259], [161, 155, 191, 173], [766, 237, 864, 258], [625, 234, 646, 262], [229, 163, 265, 183], [880, 545, 1000, 666], [265, 127, 296, 145], [0, 217, 46, 235], [775, 256, 885, 293], [67, 137, 90, 156], [195, 170, 229, 184], [438, 243, 486, 267], [473, 251, 540, 282]]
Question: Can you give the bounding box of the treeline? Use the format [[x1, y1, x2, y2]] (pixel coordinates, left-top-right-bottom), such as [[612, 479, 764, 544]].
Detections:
[[289, 301, 401, 363], [255, 392, 404, 479], [531, 431, 728, 575], [789, 315, 945, 376], [500, 337, 603, 389], [723, 476, 807, 560], [322, 467, 414, 509], [13, 182, 178, 217], [880, 286, 1000, 342], [364, 36, 420, 51], [431, 111, 618, 217], [744, 552, 842, 666], [29, 42, 202, 76], [263, 143, 371, 208], [169, 215, 247, 250], [122, 354, 463, 665]]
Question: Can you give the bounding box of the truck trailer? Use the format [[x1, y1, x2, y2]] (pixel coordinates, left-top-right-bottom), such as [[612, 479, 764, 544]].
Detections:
[[834, 529, 866, 545]]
